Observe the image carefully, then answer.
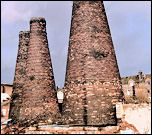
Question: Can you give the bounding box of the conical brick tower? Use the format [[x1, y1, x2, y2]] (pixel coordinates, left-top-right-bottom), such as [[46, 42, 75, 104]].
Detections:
[[9, 31, 30, 122], [19, 17, 59, 124], [63, 1, 124, 125]]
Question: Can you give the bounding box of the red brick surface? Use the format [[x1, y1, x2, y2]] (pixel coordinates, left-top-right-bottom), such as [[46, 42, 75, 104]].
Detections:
[[63, 1, 124, 125], [19, 17, 59, 124], [9, 31, 30, 121]]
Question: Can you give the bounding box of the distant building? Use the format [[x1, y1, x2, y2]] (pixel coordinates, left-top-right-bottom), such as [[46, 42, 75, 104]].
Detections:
[[1, 84, 13, 123], [121, 71, 151, 99]]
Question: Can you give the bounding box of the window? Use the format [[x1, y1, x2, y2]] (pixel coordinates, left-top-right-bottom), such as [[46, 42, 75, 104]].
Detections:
[[147, 81, 150, 85], [2, 86, 5, 93], [2, 109, 6, 117], [145, 89, 150, 97], [130, 82, 134, 87], [127, 89, 130, 95]]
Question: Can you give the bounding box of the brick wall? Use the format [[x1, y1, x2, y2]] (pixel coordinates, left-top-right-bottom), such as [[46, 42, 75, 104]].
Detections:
[[63, 1, 124, 125], [19, 17, 59, 124], [9, 31, 30, 121], [1, 85, 13, 96]]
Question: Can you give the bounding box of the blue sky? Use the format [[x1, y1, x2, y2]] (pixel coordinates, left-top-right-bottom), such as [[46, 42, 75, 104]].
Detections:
[[1, 1, 151, 88]]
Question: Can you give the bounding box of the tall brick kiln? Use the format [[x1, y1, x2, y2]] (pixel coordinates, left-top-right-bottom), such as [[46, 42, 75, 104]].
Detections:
[[19, 17, 59, 124], [9, 31, 30, 122], [63, 1, 124, 125]]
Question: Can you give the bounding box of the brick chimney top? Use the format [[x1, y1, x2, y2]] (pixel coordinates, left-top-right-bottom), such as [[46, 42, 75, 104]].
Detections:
[[138, 70, 142, 73], [19, 31, 30, 36], [19, 31, 30, 38], [30, 17, 46, 24], [19, 31, 30, 34]]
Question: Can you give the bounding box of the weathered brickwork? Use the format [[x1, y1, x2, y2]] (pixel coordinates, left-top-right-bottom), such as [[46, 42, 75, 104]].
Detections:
[[19, 17, 59, 124], [63, 1, 124, 125], [9, 31, 30, 121]]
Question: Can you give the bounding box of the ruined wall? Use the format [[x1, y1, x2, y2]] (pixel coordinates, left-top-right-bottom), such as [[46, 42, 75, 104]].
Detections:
[[122, 81, 151, 99], [121, 72, 151, 98], [19, 17, 59, 124], [63, 1, 124, 125], [9, 31, 30, 121]]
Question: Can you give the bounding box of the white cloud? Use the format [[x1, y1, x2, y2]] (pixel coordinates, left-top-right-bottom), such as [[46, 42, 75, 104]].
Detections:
[[104, 1, 151, 28], [1, 1, 73, 24], [1, 1, 32, 23]]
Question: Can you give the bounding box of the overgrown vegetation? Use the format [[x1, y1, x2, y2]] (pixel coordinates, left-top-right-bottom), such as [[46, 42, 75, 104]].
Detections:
[[124, 90, 150, 104], [135, 90, 151, 104]]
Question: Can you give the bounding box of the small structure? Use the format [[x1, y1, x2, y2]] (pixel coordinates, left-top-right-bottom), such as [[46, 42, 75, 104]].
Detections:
[[57, 88, 64, 113], [57, 89, 64, 104], [1, 93, 11, 123], [1, 83, 13, 123]]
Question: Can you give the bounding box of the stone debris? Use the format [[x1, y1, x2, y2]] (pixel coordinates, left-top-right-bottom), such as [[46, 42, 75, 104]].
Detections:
[[2, 119, 140, 134], [120, 128, 135, 134]]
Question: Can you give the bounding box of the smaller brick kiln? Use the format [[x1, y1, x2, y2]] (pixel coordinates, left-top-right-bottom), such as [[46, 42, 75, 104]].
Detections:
[[19, 17, 59, 124], [9, 31, 30, 122]]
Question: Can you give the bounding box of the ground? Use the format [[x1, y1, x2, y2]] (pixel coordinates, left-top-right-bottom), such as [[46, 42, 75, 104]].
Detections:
[[123, 103, 151, 134]]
